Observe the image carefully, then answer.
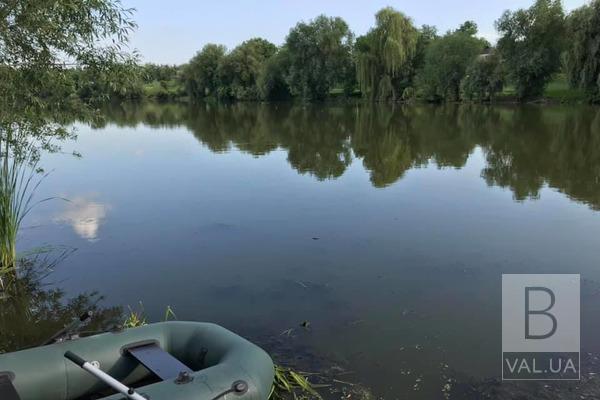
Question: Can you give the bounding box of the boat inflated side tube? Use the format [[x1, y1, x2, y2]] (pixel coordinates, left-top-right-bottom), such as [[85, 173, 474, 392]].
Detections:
[[64, 351, 146, 400]]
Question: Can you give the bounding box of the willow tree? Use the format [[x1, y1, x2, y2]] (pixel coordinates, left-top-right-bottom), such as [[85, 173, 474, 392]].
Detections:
[[564, 0, 600, 102], [356, 7, 419, 101]]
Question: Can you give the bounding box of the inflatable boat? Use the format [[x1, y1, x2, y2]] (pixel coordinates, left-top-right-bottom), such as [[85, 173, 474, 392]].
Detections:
[[0, 321, 274, 400]]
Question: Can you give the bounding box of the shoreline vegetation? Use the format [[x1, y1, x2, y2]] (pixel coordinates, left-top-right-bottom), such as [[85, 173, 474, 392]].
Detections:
[[48, 0, 600, 106]]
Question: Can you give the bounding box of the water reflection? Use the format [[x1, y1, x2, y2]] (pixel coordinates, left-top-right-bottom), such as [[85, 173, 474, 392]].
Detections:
[[96, 102, 600, 210], [0, 256, 121, 352], [54, 196, 110, 241]]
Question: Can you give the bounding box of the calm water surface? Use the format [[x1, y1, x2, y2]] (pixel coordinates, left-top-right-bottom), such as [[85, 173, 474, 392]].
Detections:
[[16, 103, 600, 398]]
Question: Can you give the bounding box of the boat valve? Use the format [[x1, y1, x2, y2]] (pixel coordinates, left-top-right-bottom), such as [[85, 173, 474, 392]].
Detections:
[[174, 371, 193, 384], [210, 380, 249, 400], [232, 380, 248, 395]]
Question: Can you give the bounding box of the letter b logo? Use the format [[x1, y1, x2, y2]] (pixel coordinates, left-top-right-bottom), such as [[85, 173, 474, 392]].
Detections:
[[525, 287, 557, 340]]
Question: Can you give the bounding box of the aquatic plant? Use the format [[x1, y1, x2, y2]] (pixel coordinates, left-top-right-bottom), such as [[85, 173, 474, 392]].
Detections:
[[122, 303, 178, 328], [270, 365, 323, 400], [123, 302, 148, 328], [0, 139, 52, 289]]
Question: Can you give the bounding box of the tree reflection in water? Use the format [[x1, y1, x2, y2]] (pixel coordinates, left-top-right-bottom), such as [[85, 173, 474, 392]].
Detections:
[[96, 102, 600, 210], [0, 249, 122, 353]]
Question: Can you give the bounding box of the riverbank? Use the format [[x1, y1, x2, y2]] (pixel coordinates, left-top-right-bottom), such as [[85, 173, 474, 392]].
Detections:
[[137, 74, 590, 106]]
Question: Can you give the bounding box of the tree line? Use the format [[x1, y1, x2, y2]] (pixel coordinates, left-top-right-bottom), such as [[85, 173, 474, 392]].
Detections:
[[177, 0, 600, 103], [40, 0, 600, 104]]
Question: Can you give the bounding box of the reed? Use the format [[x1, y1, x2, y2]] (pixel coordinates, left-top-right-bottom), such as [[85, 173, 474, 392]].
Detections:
[[0, 137, 51, 290], [270, 365, 323, 400]]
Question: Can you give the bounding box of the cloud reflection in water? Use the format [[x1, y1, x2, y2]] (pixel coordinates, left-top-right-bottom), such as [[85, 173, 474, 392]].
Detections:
[[54, 196, 110, 241]]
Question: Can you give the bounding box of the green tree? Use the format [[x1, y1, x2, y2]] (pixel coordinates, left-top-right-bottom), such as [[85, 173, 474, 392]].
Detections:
[[284, 15, 354, 101], [182, 44, 226, 100], [258, 48, 293, 100], [564, 0, 600, 101], [495, 0, 566, 101], [461, 53, 504, 102], [217, 38, 277, 100], [417, 22, 487, 101], [356, 7, 419, 101], [413, 25, 438, 71], [1, 0, 137, 110]]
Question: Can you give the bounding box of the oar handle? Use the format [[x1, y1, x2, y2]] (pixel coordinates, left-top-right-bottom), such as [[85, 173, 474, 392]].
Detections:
[[64, 351, 147, 400], [64, 351, 86, 367]]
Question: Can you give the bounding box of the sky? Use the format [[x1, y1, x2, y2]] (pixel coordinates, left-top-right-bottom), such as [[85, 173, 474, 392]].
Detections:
[[123, 0, 589, 65]]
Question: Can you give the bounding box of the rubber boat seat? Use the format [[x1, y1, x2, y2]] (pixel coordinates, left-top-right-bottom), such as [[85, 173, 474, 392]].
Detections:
[[126, 343, 193, 381], [0, 374, 21, 400]]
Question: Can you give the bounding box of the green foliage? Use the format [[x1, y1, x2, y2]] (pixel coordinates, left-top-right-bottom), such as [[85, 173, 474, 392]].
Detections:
[[139, 64, 184, 101], [413, 25, 438, 72], [143, 80, 184, 101], [0, 0, 138, 111], [495, 0, 566, 101], [543, 73, 586, 102], [142, 64, 179, 83], [284, 15, 354, 101], [73, 60, 144, 102], [356, 7, 419, 101], [564, 0, 600, 102], [2, 1, 593, 107], [416, 22, 487, 101], [218, 38, 277, 100], [461, 54, 504, 101], [183, 44, 227, 100], [258, 49, 293, 100]]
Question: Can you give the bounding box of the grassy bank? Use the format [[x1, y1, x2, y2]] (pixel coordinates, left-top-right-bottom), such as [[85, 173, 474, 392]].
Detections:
[[139, 75, 589, 105], [496, 74, 587, 104]]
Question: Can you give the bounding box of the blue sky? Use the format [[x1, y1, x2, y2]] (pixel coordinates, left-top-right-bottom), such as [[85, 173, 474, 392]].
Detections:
[[124, 0, 588, 65]]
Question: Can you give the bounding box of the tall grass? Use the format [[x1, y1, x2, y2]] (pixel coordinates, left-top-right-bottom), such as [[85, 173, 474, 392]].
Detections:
[[0, 137, 51, 290]]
